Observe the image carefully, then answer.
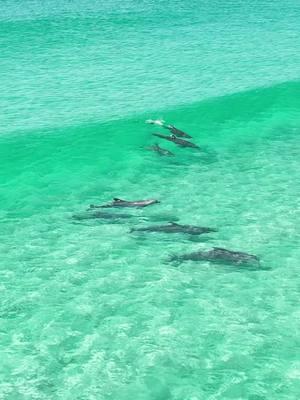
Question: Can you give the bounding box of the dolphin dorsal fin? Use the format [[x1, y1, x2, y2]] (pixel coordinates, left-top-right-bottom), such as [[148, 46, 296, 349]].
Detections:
[[113, 198, 124, 202], [168, 221, 179, 226]]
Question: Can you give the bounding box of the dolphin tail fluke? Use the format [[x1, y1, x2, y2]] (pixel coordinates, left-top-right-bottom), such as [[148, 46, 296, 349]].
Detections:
[[72, 215, 82, 220], [89, 204, 108, 209], [166, 253, 182, 264], [89, 204, 100, 209]]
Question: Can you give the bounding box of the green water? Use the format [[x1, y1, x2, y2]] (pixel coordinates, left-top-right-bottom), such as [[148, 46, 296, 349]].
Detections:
[[1, 1, 300, 399]]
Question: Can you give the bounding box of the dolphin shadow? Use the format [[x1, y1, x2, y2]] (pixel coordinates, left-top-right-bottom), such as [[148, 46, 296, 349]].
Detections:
[[165, 257, 269, 271], [71, 211, 136, 225], [187, 235, 216, 243]]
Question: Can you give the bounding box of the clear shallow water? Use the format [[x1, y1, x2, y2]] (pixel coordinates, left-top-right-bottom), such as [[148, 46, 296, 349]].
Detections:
[[0, 1, 300, 399]]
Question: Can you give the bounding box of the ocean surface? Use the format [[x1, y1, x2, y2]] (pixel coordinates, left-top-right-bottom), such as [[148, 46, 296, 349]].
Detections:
[[0, 1, 300, 399]]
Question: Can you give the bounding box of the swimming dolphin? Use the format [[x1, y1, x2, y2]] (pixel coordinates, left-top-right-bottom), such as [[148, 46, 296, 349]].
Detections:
[[145, 144, 174, 156], [170, 247, 260, 266], [90, 198, 160, 209], [164, 124, 192, 139], [145, 119, 192, 138], [72, 211, 133, 221], [145, 119, 165, 127], [153, 133, 200, 149], [130, 222, 217, 235]]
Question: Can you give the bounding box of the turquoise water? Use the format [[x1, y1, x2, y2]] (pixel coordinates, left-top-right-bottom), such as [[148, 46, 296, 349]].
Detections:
[[1, 1, 300, 399]]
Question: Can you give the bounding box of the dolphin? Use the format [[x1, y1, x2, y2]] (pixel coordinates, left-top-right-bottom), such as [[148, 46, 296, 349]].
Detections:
[[170, 247, 260, 266], [153, 133, 200, 149], [145, 144, 174, 156], [164, 124, 192, 139], [72, 211, 133, 221], [90, 198, 160, 209], [145, 119, 165, 126], [145, 119, 192, 138], [130, 222, 217, 235]]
